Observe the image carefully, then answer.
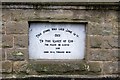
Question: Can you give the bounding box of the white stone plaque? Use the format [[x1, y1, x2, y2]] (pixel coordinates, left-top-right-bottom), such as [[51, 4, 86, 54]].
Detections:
[[29, 23, 86, 59]]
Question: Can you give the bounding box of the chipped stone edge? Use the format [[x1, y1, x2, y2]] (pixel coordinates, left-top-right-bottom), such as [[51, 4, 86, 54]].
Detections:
[[2, 74, 120, 79], [1, 2, 120, 10]]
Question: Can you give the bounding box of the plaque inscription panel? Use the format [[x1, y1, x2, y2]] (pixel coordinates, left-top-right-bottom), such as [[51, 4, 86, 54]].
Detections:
[[29, 23, 86, 59]]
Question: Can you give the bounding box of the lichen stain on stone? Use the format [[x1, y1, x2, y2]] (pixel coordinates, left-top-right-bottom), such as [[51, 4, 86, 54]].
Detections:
[[27, 62, 94, 75], [12, 51, 24, 56], [2, 44, 12, 48]]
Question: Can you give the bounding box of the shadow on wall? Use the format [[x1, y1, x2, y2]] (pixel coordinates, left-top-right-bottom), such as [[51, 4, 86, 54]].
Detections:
[[1, 77, 120, 80], [118, 1, 120, 76]]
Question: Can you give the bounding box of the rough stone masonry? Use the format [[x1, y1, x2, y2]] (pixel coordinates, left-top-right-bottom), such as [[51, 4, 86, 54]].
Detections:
[[0, 1, 120, 79]]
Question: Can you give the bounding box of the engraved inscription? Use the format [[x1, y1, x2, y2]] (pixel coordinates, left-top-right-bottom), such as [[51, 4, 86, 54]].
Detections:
[[29, 23, 85, 59]]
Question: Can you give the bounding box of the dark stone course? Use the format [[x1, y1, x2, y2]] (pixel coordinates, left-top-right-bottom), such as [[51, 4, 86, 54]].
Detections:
[[1, 77, 120, 80], [27, 62, 88, 75]]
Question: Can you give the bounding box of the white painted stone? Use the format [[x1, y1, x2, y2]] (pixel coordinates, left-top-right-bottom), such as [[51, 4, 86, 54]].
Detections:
[[29, 23, 86, 59]]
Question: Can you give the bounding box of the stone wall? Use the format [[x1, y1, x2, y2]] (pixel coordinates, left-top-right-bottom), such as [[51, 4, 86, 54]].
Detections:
[[1, 2, 120, 79]]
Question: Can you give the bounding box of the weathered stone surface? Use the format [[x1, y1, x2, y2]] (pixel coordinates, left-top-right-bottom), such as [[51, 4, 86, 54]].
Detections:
[[102, 36, 119, 48], [89, 36, 102, 48], [2, 61, 12, 73], [86, 10, 118, 23], [3, 9, 35, 21], [2, 26, 5, 34], [105, 11, 118, 23], [2, 74, 13, 79], [2, 35, 13, 48], [101, 36, 119, 49], [88, 22, 102, 35], [27, 61, 89, 75], [14, 35, 28, 48], [10, 10, 36, 21], [11, 10, 27, 21], [102, 36, 112, 49], [85, 11, 105, 22], [2, 9, 12, 22], [0, 49, 2, 61], [13, 61, 28, 73], [88, 22, 113, 36], [3, 9, 28, 21], [0, 36, 2, 48], [35, 10, 73, 19], [6, 21, 28, 34], [103, 61, 119, 74], [0, 49, 5, 60], [72, 10, 86, 19], [110, 49, 120, 61], [112, 22, 119, 35], [88, 50, 114, 61], [86, 10, 118, 36], [107, 36, 119, 48], [102, 23, 113, 36], [6, 49, 27, 61], [87, 62, 102, 74], [0, 26, 5, 34]]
